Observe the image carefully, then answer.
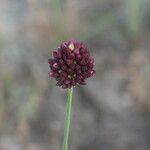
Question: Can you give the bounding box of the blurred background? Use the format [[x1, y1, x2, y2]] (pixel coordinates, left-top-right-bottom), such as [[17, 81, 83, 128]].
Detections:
[[0, 0, 150, 150]]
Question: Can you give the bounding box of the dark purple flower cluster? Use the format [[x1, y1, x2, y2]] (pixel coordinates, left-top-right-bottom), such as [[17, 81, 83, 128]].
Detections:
[[48, 40, 95, 88]]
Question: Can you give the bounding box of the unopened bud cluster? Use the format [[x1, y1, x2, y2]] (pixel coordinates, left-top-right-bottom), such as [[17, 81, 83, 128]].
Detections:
[[48, 40, 95, 88]]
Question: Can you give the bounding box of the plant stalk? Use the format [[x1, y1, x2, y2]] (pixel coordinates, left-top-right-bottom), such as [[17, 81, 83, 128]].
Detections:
[[63, 87, 73, 150]]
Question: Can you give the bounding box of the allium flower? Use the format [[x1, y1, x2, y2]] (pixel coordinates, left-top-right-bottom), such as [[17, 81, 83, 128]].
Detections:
[[48, 40, 95, 88]]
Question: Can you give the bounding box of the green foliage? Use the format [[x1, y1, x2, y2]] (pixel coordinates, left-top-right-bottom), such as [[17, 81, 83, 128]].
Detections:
[[17, 91, 38, 120], [11, 83, 38, 121], [124, 0, 142, 37]]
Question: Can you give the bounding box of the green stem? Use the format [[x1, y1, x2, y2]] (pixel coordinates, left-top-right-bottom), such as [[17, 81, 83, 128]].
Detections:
[[63, 87, 73, 150]]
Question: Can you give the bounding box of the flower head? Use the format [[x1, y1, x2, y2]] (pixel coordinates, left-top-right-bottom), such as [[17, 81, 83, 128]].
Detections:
[[48, 40, 95, 88]]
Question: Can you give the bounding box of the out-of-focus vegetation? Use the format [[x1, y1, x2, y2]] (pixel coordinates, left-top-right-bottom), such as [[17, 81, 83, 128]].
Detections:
[[0, 0, 150, 150]]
